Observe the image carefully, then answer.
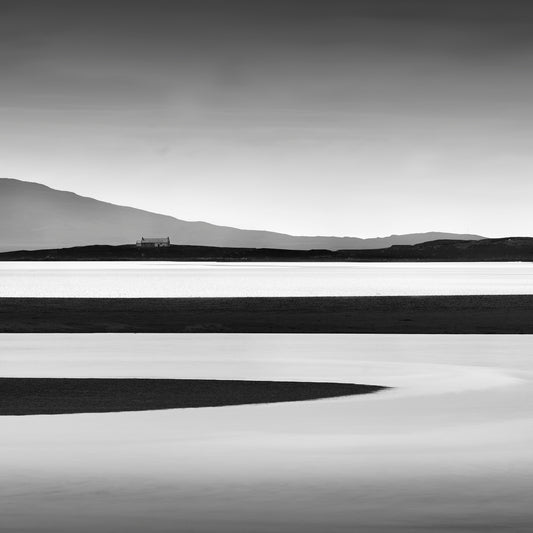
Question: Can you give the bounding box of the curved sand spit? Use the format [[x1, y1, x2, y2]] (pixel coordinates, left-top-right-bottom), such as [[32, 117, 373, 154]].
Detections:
[[0, 377, 385, 415]]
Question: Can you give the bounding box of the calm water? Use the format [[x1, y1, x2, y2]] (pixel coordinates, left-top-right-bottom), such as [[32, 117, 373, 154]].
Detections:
[[0, 261, 532, 297], [1, 334, 532, 532]]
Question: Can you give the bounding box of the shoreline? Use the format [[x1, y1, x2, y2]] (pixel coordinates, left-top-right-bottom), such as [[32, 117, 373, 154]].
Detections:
[[1, 238, 532, 262]]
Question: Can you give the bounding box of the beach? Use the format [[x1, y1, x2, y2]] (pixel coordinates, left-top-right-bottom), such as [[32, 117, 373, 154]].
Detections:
[[1, 334, 532, 532]]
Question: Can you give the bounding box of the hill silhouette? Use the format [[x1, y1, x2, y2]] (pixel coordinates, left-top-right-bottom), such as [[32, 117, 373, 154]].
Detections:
[[0, 178, 482, 252]]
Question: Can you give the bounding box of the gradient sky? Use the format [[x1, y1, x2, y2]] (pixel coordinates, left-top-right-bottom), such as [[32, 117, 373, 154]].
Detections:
[[1, 0, 533, 237]]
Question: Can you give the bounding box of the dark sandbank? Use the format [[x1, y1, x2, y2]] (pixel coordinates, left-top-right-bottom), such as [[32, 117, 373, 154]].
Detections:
[[1, 295, 533, 333], [0, 378, 386, 416]]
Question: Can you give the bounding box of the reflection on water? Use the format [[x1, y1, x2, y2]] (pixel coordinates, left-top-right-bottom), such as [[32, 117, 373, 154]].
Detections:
[[0, 261, 533, 297], [1, 334, 532, 532]]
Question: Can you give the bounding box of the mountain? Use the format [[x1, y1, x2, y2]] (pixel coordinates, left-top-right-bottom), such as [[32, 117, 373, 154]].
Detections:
[[0, 178, 484, 252]]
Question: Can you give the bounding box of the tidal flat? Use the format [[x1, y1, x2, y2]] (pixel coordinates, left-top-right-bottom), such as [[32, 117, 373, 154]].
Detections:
[[2, 295, 533, 333], [1, 334, 532, 532]]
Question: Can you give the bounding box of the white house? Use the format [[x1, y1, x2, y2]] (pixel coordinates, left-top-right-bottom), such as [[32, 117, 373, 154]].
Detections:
[[136, 237, 171, 248]]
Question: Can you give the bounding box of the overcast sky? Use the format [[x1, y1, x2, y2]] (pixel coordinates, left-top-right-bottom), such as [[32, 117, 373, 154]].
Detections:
[[1, 0, 533, 237]]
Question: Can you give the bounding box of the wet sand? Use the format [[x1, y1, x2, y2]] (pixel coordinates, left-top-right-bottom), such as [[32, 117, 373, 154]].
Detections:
[[1, 295, 533, 333], [0, 377, 383, 415], [1, 334, 532, 533]]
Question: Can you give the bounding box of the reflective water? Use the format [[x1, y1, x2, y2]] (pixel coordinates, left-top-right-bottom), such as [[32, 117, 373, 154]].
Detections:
[[1, 261, 532, 297], [1, 334, 532, 532]]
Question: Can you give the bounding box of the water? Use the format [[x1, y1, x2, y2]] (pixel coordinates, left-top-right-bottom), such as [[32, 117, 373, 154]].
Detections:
[[1, 334, 532, 532], [0, 261, 532, 297]]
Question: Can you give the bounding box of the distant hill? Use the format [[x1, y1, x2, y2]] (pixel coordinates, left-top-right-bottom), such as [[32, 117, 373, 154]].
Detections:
[[355, 237, 533, 261], [1, 237, 532, 262], [0, 178, 484, 252]]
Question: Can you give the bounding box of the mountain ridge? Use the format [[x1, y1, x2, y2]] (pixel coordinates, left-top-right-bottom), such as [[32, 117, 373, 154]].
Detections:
[[0, 178, 484, 252]]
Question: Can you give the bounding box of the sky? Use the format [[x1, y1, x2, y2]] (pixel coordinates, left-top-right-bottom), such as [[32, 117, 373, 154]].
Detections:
[[1, 0, 533, 238]]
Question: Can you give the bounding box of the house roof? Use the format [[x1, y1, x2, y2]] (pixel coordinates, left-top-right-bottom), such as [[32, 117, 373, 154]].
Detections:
[[140, 237, 170, 243]]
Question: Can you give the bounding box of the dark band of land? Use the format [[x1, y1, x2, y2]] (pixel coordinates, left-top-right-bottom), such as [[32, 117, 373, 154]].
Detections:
[[1, 236, 533, 261], [0, 378, 384, 415], [1, 295, 533, 333]]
